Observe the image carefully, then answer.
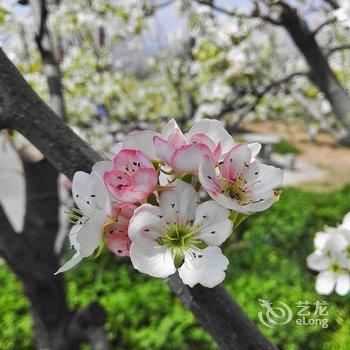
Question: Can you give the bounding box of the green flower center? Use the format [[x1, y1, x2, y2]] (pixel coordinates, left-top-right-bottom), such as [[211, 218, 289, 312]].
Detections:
[[222, 175, 247, 204], [330, 263, 341, 273], [157, 224, 204, 267]]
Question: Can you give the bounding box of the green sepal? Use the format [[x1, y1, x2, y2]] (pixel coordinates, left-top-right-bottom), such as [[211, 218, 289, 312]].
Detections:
[[181, 174, 193, 184], [194, 240, 208, 250], [147, 193, 159, 206], [174, 254, 184, 268], [90, 241, 104, 259], [229, 211, 249, 230]]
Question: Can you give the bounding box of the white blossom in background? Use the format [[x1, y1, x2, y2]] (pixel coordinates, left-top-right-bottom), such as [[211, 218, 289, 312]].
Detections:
[[333, 0, 350, 27], [307, 216, 350, 296]]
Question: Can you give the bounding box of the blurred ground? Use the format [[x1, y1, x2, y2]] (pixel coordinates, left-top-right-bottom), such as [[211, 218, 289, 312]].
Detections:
[[246, 121, 350, 191]]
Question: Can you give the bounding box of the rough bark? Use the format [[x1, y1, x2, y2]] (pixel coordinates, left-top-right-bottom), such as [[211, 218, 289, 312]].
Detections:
[[0, 1, 109, 347], [0, 47, 276, 350], [167, 273, 276, 350], [279, 3, 350, 145]]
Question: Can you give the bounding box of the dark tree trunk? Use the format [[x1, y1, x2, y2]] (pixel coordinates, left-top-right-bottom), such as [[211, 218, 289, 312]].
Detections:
[[279, 3, 350, 145], [0, 0, 110, 346]]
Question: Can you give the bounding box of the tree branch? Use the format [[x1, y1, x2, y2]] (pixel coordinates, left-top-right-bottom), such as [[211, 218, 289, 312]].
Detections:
[[195, 0, 282, 25], [322, 0, 339, 9], [0, 49, 102, 178], [312, 16, 337, 36], [0, 48, 275, 350], [326, 44, 350, 58]]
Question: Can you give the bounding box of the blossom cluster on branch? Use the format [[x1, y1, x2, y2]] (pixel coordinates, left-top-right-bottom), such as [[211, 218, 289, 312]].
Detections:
[[57, 119, 283, 288], [307, 214, 350, 296]]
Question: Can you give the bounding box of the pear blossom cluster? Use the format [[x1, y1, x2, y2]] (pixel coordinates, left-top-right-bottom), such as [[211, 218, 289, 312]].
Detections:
[[57, 119, 283, 288], [307, 214, 350, 296]]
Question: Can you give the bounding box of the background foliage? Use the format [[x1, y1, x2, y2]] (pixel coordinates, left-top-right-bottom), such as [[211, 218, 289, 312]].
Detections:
[[1, 186, 349, 350]]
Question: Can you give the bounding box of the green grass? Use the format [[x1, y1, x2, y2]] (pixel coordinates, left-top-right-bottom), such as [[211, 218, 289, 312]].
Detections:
[[0, 186, 350, 349]]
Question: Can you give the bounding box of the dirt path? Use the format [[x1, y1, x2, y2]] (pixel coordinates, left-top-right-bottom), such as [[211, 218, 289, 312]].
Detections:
[[245, 121, 350, 191]]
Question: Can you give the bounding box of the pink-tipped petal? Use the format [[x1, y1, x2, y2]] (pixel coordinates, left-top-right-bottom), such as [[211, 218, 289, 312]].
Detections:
[[113, 149, 153, 173], [198, 155, 221, 193], [221, 144, 252, 181], [131, 167, 158, 199], [170, 143, 213, 173], [161, 119, 179, 139], [104, 170, 132, 200], [107, 234, 131, 257], [167, 128, 186, 148], [188, 133, 216, 151], [187, 119, 233, 153], [121, 130, 159, 159], [153, 135, 174, 164]]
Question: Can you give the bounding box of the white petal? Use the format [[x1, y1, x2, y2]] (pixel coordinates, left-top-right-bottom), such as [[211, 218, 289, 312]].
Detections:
[[159, 180, 199, 225], [314, 232, 331, 250], [130, 237, 176, 278], [69, 224, 82, 250], [187, 119, 234, 154], [315, 271, 335, 295], [158, 169, 173, 186], [55, 252, 83, 274], [153, 136, 174, 164], [119, 130, 159, 159], [335, 273, 350, 296], [170, 143, 212, 173], [178, 246, 229, 288], [92, 160, 113, 179], [196, 220, 233, 246], [248, 164, 283, 196], [194, 201, 232, 246], [221, 144, 252, 181], [194, 200, 230, 227], [198, 155, 221, 192], [207, 192, 248, 213], [238, 194, 275, 213], [111, 142, 123, 154], [161, 119, 179, 139], [247, 142, 261, 160], [128, 204, 166, 241], [307, 251, 330, 271], [72, 171, 110, 215], [76, 210, 106, 257], [341, 212, 350, 230]]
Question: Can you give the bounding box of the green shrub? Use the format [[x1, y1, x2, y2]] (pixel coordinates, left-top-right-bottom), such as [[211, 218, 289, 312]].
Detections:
[[273, 140, 301, 155], [0, 186, 349, 349]]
